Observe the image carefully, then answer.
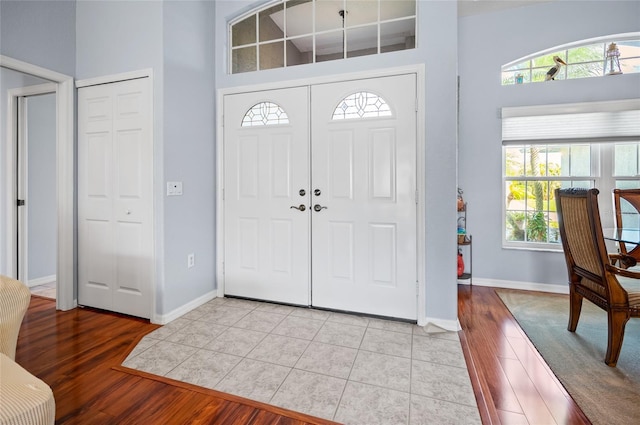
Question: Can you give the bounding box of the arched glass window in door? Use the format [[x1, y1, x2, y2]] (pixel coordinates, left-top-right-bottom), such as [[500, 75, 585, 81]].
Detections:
[[241, 101, 290, 126], [332, 91, 392, 120]]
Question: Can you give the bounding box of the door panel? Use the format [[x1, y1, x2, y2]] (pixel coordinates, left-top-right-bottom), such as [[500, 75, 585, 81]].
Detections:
[[310, 74, 417, 319], [224, 87, 310, 305], [78, 78, 152, 319]]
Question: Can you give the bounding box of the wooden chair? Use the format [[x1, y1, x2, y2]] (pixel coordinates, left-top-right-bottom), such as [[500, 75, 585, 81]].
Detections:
[[613, 188, 640, 268], [555, 188, 640, 366]]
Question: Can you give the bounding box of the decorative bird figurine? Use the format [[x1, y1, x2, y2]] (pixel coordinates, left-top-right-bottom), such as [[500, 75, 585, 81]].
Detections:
[[545, 56, 567, 81]]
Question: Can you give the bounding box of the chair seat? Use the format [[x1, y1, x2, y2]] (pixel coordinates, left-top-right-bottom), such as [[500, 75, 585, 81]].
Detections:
[[0, 353, 55, 425], [619, 276, 640, 310]]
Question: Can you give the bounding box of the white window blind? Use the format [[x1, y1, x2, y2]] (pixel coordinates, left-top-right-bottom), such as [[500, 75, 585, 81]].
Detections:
[[502, 99, 640, 145]]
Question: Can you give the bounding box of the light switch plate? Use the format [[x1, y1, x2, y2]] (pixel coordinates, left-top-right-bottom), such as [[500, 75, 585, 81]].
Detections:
[[167, 181, 183, 196]]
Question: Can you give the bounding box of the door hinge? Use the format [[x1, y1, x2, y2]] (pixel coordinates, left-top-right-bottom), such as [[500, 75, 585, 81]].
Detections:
[[17, 199, 25, 206]]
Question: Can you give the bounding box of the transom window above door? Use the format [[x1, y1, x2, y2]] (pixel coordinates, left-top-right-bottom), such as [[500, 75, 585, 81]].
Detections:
[[230, 0, 417, 74]]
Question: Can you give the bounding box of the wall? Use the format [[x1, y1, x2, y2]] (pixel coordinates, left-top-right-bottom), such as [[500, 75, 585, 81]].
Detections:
[[458, 1, 640, 288], [162, 0, 216, 315], [216, 0, 460, 323], [27, 93, 57, 282]]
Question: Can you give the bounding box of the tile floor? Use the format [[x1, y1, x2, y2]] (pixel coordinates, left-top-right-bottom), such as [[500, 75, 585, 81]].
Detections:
[[29, 282, 56, 299], [123, 297, 481, 425]]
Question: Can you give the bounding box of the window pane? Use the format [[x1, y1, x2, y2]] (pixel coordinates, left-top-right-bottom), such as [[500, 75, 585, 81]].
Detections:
[[315, 0, 344, 32], [506, 211, 526, 241], [567, 44, 603, 63], [332, 91, 392, 120], [381, 18, 415, 52], [232, 46, 257, 73], [570, 145, 591, 176], [566, 62, 604, 78], [232, 15, 256, 47], [287, 36, 313, 66], [259, 41, 285, 70], [619, 57, 640, 74], [241, 102, 290, 127], [505, 146, 525, 177], [316, 30, 344, 62], [506, 181, 525, 210], [347, 25, 377, 57], [532, 51, 564, 67], [614, 143, 638, 176], [259, 3, 284, 42], [346, 0, 377, 27], [286, 0, 313, 37], [380, 0, 415, 20]]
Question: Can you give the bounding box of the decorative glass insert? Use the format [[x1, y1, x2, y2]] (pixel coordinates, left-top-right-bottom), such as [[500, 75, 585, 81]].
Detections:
[[241, 102, 290, 126], [332, 91, 392, 120], [229, 0, 417, 74], [501, 35, 640, 85]]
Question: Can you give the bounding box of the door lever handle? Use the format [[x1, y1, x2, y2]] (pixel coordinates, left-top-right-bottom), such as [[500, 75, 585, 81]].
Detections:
[[290, 204, 306, 211], [314, 204, 327, 212]]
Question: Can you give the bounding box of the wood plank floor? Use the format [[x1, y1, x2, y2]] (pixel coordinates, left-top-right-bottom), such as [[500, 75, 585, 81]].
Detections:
[[14, 286, 590, 424]]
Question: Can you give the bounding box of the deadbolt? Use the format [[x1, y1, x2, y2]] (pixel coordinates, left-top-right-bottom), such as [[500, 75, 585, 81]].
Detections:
[[290, 204, 306, 211], [314, 189, 321, 196], [299, 189, 306, 196], [313, 204, 327, 212]]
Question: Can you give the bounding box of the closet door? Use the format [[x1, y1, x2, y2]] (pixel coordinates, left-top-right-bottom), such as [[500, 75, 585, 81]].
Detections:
[[78, 78, 153, 319], [223, 87, 310, 305], [310, 74, 417, 319]]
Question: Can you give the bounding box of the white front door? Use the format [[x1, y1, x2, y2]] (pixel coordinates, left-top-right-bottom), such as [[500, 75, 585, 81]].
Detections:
[[223, 87, 310, 305], [310, 74, 417, 319], [78, 77, 153, 319], [222, 74, 417, 319]]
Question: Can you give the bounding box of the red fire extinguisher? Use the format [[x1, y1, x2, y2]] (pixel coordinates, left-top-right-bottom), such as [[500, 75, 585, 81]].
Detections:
[[457, 250, 465, 277]]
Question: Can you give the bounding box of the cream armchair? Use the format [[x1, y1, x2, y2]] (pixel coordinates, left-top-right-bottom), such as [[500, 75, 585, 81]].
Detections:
[[0, 275, 55, 425], [0, 275, 31, 360]]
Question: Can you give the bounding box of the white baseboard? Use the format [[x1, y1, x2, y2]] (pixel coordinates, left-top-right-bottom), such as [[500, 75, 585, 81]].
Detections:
[[465, 277, 569, 295], [28, 274, 56, 287], [153, 290, 218, 325]]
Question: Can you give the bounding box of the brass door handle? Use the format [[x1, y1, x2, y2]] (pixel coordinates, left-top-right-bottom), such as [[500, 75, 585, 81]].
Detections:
[[314, 204, 327, 212], [290, 204, 306, 211]]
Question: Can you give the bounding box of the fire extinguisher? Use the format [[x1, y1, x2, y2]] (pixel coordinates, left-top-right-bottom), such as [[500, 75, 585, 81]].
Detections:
[[457, 249, 465, 277]]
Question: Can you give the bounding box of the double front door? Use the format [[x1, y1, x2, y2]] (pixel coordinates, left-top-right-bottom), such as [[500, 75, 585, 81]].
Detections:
[[223, 74, 417, 319]]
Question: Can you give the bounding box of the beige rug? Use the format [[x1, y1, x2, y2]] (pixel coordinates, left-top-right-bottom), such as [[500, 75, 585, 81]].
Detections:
[[496, 289, 640, 425]]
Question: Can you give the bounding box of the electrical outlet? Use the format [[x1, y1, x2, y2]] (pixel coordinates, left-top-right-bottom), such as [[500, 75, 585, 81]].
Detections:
[[187, 253, 195, 268]]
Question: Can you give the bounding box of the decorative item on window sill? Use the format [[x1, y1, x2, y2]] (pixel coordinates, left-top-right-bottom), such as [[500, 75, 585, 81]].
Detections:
[[606, 42, 622, 75], [457, 187, 465, 211], [545, 56, 567, 81], [515, 73, 524, 84]]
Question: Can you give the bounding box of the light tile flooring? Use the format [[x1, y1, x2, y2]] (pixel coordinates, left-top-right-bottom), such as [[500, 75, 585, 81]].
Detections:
[[29, 282, 56, 299], [123, 297, 481, 425]]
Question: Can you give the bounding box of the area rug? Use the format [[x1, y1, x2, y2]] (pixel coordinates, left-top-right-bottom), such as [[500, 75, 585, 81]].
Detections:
[[496, 289, 640, 425]]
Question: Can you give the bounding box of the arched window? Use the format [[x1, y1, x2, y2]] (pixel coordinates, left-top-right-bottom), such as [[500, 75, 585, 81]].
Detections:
[[241, 102, 290, 126], [332, 91, 392, 120], [230, 0, 417, 74], [501, 35, 640, 85]]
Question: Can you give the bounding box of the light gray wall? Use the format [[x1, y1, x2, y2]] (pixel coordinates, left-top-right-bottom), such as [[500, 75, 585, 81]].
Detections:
[[0, 68, 50, 275], [162, 0, 216, 314], [27, 93, 57, 281], [0, 0, 75, 76], [458, 1, 640, 287], [216, 0, 460, 322]]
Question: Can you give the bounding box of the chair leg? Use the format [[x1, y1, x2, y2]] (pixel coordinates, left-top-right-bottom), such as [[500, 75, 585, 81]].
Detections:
[[567, 287, 583, 332], [605, 310, 630, 367]]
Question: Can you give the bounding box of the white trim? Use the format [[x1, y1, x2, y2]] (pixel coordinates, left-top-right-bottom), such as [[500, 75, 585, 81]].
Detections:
[[1, 55, 75, 311], [154, 290, 218, 325], [419, 317, 461, 332], [467, 277, 570, 295], [76, 70, 157, 322], [27, 274, 56, 288], [75, 68, 154, 88], [216, 64, 427, 321]]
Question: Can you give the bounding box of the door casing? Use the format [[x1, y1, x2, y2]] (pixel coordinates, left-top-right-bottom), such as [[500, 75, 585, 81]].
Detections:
[[216, 65, 427, 324], [2, 55, 74, 311]]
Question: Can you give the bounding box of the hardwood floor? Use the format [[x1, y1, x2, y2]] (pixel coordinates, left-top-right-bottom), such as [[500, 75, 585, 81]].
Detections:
[[14, 286, 590, 424]]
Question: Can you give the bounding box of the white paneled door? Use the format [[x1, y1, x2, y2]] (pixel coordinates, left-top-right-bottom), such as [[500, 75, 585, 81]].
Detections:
[[223, 74, 417, 319], [224, 87, 311, 305], [78, 78, 153, 319]]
